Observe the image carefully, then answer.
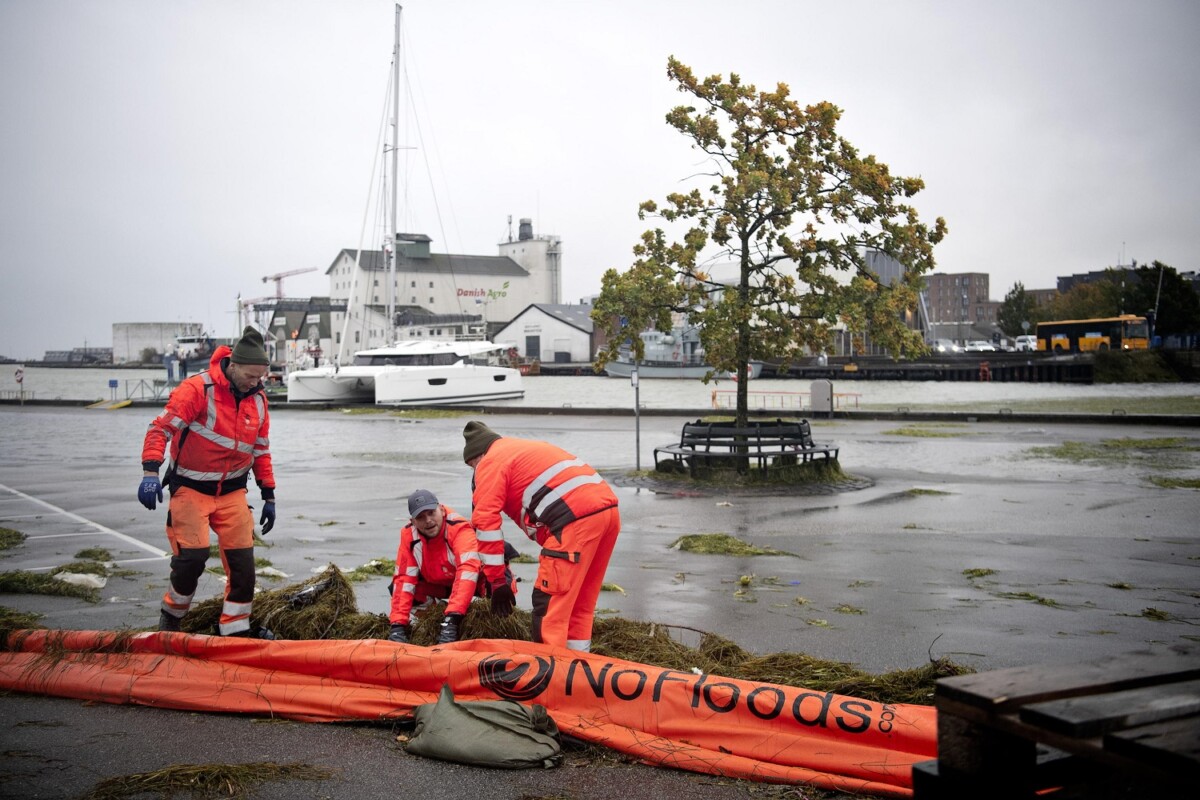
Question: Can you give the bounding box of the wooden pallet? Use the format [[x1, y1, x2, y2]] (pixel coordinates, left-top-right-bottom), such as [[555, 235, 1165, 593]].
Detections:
[[913, 648, 1200, 798]]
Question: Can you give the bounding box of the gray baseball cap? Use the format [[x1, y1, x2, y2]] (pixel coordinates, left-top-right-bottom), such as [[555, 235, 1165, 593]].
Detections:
[[408, 489, 439, 517]]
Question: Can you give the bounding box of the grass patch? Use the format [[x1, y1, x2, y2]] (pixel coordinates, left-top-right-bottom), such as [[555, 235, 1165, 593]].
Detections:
[[0, 570, 100, 602], [601, 583, 625, 594], [963, 568, 996, 578], [834, 604, 866, 615], [1028, 437, 1200, 467], [510, 552, 538, 564], [1141, 607, 1171, 621], [344, 558, 396, 582], [883, 426, 968, 438], [997, 591, 1059, 607], [1149, 476, 1200, 489], [1108, 582, 1133, 590], [669, 533, 789, 556], [0, 527, 25, 551], [74, 547, 113, 561], [83, 761, 336, 800], [51, 561, 110, 577], [653, 457, 850, 487], [339, 407, 471, 419], [907, 488, 951, 496]]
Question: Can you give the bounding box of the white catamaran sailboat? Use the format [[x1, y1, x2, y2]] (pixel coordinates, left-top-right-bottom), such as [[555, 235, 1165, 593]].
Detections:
[[286, 5, 522, 406]]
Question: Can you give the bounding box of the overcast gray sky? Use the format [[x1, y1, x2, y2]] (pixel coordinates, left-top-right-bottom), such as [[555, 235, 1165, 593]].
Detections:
[[2, 0, 1197, 360]]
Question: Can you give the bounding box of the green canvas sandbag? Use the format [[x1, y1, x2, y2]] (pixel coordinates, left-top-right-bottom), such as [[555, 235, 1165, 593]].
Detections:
[[405, 683, 563, 769]]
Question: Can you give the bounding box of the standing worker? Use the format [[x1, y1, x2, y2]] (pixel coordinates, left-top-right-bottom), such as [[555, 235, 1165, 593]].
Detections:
[[462, 420, 620, 652], [138, 326, 277, 638], [388, 489, 514, 645]]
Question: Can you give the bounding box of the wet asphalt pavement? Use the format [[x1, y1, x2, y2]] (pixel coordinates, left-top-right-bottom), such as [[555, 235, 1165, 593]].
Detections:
[[1, 404, 1198, 798]]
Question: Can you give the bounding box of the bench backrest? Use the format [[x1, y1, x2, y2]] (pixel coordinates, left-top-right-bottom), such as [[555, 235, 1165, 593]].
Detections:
[[678, 418, 815, 449]]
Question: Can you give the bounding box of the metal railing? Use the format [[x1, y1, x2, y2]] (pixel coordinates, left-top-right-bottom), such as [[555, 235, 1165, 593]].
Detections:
[[710, 389, 861, 411]]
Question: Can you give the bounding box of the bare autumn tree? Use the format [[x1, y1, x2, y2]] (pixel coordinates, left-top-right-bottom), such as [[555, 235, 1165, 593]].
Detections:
[[591, 58, 947, 426]]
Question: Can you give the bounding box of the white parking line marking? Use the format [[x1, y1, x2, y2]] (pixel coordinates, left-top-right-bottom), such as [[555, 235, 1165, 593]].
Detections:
[[0, 482, 168, 558]]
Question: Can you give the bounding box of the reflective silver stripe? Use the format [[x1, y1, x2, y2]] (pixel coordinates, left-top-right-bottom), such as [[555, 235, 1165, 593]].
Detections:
[[202, 374, 217, 425], [567, 638, 591, 652], [187, 421, 248, 452], [401, 583, 416, 595], [522, 459, 584, 510], [404, 566, 419, 578], [175, 464, 249, 481], [460, 550, 480, 562], [223, 599, 252, 616], [165, 587, 193, 605], [252, 394, 265, 420], [531, 474, 603, 518], [479, 552, 505, 566], [219, 618, 250, 635], [475, 528, 504, 543], [461, 569, 479, 582]]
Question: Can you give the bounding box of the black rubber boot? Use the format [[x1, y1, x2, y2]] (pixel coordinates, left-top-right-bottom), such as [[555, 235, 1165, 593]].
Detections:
[[158, 610, 182, 632]]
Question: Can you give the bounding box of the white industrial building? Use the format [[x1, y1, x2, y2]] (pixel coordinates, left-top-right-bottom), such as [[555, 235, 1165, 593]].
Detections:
[[494, 303, 595, 365], [310, 218, 562, 362], [111, 322, 203, 364]]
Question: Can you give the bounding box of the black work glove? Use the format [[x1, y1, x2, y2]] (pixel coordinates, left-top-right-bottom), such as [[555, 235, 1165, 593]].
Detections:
[[137, 475, 163, 510], [387, 623, 410, 644], [436, 613, 463, 644], [490, 583, 515, 618], [259, 501, 275, 535]]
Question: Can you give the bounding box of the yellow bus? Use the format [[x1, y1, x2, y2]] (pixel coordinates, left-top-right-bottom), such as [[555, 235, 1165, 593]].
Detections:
[[1036, 314, 1150, 353]]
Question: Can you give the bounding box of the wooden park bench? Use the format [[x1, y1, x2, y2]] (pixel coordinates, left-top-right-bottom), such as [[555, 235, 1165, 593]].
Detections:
[[652, 418, 838, 476], [913, 648, 1199, 798]]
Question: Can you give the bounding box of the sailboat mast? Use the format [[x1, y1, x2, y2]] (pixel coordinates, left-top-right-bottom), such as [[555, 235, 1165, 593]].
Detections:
[[387, 3, 402, 344]]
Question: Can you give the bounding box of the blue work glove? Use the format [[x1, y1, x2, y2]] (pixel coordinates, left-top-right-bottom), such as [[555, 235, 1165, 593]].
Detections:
[[137, 475, 163, 510], [259, 501, 275, 535]]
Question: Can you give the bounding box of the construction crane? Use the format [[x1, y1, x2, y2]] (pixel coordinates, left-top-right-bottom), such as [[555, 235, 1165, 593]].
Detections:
[[262, 267, 318, 298]]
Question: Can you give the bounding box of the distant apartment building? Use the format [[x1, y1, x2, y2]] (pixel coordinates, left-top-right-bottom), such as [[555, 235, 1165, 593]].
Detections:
[[921, 272, 998, 328]]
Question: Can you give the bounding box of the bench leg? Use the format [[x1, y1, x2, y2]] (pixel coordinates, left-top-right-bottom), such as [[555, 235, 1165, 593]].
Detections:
[[930, 714, 1041, 800]]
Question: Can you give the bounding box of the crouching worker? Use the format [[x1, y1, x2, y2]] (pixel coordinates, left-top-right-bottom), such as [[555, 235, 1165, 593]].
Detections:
[[462, 420, 620, 652], [138, 326, 277, 638], [388, 489, 516, 645]]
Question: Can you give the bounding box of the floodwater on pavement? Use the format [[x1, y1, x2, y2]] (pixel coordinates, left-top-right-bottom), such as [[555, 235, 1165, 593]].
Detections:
[[6, 365, 1199, 411]]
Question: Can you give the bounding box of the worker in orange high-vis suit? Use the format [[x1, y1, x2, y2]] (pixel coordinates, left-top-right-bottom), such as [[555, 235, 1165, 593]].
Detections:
[[139, 326, 277, 638], [387, 488, 516, 645], [462, 420, 619, 651]]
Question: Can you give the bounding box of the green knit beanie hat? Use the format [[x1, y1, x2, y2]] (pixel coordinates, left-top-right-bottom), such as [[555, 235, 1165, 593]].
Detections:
[[462, 420, 501, 463], [230, 326, 270, 365]]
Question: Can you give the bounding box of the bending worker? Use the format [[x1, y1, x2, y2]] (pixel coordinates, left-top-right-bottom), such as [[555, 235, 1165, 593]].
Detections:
[[138, 326, 277, 638], [388, 489, 513, 645], [462, 420, 620, 652]]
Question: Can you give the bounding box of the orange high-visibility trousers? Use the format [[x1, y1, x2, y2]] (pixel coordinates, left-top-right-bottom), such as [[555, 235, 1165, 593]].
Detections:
[[163, 487, 256, 634], [531, 506, 619, 651]]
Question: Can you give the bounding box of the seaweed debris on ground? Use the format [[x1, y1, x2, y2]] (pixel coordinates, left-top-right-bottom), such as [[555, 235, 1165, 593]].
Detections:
[[3, 565, 970, 707], [82, 761, 335, 800]]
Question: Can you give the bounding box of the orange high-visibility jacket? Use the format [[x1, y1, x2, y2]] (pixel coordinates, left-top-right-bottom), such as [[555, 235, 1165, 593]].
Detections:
[[389, 505, 482, 623], [471, 437, 617, 585], [141, 346, 275, 498]]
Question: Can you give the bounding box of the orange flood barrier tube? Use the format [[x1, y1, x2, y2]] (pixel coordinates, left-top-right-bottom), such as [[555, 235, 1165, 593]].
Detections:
[[0, 630, 936, 797]]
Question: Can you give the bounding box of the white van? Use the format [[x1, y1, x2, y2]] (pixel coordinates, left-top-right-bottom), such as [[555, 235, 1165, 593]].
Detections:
[[1015, 335, 1038, 352]]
